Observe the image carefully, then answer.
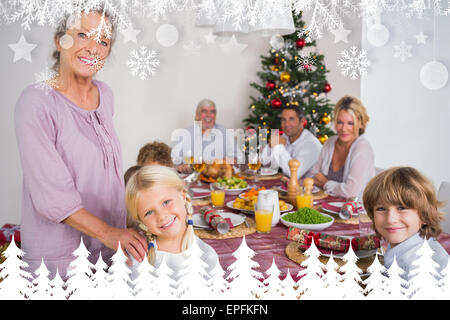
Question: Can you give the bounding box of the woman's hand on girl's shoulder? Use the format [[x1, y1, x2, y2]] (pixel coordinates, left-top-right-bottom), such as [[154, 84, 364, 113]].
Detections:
[[104, 227, 148, 266]]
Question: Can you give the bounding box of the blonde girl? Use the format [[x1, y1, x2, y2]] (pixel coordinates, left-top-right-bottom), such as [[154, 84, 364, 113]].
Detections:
[[125, 165, 217, 273], [363, 166, 448, 279]]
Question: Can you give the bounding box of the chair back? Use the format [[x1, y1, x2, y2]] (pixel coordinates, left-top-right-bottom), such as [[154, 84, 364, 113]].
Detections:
[[438, 181, 450, 234]]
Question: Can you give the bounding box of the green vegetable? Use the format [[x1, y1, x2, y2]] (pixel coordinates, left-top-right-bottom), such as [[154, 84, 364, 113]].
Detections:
[[217, 177, 248, 189], [282, 207, 332, 224]]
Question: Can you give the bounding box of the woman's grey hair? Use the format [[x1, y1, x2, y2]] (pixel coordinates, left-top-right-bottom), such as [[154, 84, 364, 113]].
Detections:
[[51, 10, 117, 72]]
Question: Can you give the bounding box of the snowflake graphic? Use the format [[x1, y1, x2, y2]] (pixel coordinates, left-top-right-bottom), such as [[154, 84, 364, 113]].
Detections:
[[394, 41, 412, 62], [297, 53, 316, 72], [337, 46, 371, 80], [126, 46, 160, 80], [34, 67, 58, 95]]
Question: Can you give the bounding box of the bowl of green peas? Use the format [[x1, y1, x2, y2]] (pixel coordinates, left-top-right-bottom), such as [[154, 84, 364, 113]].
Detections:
[[280, 207, 334, 231]]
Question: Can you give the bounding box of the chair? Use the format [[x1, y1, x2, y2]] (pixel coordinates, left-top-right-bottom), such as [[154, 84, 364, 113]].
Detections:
[[437, 181, 450, 234]]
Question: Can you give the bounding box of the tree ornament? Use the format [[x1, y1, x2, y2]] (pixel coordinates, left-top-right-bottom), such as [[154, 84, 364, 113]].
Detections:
[[303, 64, 312, 71], [296, 38, 306, 48], [324, 83, 332, 93], [271, 99, 282, 108], [274, 56, 280, 65], [302, 118, 307, 128], [318, 135, 328, 144], [320, 114, 331, 125], [280, 72, 291, 83], [271, 65, 280, 72], [266, 81, 276, 90]]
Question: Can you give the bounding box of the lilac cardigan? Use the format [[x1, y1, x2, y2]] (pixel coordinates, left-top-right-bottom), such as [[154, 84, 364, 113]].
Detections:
[[308, 135, 376, 198], [14, 80, 126, 278]]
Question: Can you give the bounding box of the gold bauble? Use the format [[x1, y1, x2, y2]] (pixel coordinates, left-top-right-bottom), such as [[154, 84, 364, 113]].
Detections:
[[318, 134, 328, 144], [271, 65, 280, 71], [320, 115, 331, 124], [280, 71, 291, 83]]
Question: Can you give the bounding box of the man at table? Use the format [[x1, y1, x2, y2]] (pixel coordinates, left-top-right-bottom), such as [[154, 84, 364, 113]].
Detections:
[[263, 106, 322, 180], [171, 99, 239, 173]]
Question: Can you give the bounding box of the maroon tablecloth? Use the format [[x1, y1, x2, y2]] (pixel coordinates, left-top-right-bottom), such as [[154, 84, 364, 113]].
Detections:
[[192, 178, 450, 281]]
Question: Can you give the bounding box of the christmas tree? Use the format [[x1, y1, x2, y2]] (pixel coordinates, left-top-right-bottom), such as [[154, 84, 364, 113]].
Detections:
[[243, 10, 335, 145]]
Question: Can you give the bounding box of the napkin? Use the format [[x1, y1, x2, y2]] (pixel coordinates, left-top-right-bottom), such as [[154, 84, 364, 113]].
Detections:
[[190, 188, 210, 196], [0, 224, 21, 245], [199, 206, 234, 234], [286, 227, 380, 253]]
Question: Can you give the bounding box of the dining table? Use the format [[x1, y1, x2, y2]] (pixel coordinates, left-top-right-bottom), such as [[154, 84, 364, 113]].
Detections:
[[190, 174, 450, 282]]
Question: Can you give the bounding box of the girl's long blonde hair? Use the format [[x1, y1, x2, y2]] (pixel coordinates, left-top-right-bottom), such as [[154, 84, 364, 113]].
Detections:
[[125, 165, 194, 265]]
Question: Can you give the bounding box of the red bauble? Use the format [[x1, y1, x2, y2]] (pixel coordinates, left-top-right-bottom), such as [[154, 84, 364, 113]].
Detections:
[[296, 38, 306, 48], [266, 81, 276, 90], [302, 119, 308, 128], [324, 83, 332, 93], [271, 99, 282, 108]]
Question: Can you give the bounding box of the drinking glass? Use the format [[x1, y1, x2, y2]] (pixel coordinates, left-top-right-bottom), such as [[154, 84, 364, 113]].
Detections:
[[254, 202, 274, 233], [247, 152, 262, 186], [358, 206, 374, 236], [192, 156, 206, 186], [210, 183, 226, 208], [183, 150, 194, 166]]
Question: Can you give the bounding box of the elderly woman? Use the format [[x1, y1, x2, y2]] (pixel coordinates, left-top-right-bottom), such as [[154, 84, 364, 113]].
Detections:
[[14, 11, 147, 278], [309, 96, 375, 199]]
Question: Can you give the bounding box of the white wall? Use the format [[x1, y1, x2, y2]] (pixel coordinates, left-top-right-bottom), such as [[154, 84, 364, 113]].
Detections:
[[1, 11, 363, 226], [361, 13, 450, 190]]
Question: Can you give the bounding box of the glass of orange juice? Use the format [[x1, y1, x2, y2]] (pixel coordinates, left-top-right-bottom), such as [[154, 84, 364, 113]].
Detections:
[[254, 203, 274, 233], [296, 193, 313, 209], [210, 183, 225, 208]]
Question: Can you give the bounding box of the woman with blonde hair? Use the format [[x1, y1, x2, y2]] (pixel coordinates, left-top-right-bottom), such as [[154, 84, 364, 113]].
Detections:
[[309, 96, 375, 198], [125, 165, 218, 278]]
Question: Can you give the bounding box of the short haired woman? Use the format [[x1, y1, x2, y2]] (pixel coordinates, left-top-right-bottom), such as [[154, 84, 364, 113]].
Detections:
[[14, 11, 147, 278]]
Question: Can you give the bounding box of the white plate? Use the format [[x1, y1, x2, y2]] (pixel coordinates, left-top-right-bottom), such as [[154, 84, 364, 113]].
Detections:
[[192, 212, 245, 229], [226, 200, 293, 214], [321, 201, 362, 216], [189, 187, 211, 199], [212, 182, 250, 195], [280, 212, 334, 231], [260, 168, 278, 176], [275, 185, 320, 194], [319, 236, 378, 259], [223, 185, 250, 195]]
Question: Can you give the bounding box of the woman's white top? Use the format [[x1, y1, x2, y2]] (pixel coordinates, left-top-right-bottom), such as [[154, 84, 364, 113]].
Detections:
[[308, 134, 376, 198]]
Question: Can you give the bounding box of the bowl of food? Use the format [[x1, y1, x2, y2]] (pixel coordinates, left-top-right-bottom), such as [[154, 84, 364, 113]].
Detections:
[[229, 197, 292, 214], [280, 207, 334, 231], [238, 187, 266, 199], [215, 176, 249, 195]]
